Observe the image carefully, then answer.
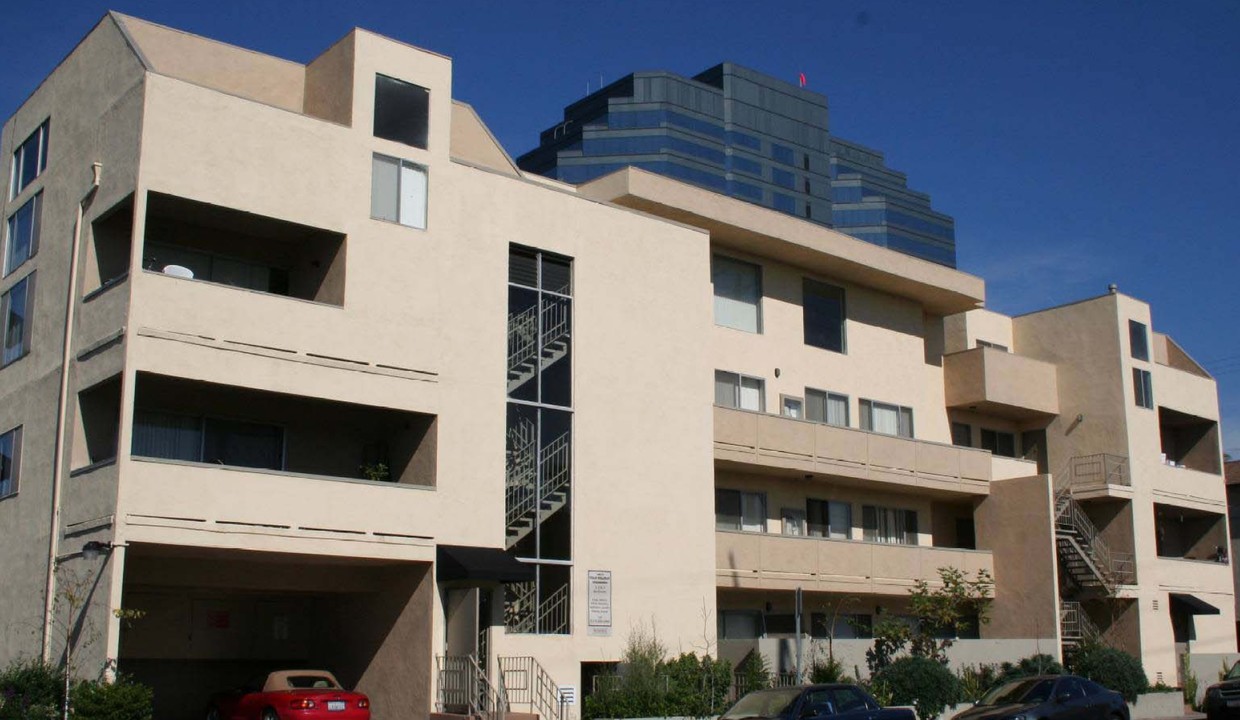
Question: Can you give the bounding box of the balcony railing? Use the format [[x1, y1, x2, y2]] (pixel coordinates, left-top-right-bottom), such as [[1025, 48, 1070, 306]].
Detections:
[[1069, 453, 1130, 487]]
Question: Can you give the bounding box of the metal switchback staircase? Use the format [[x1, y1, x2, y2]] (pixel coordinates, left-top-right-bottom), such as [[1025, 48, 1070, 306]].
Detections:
[[1060, 600, 1102, 655], [506, 302, 570, 394], [505, 419, 571, 549], [504, 580, 570, 635]]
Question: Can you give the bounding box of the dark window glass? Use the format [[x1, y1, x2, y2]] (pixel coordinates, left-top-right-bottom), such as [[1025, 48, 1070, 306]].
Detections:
[[803, 278, 845, 353], [11, 120, 49, 199], [1133, 368, 1153, 409], [715, 489, 741, 530], [202, 418, 284, 470], [980, 429, 1016, 457], [764, 614, 796, 634], [5, 192, 41, 276], [374, 74, 429, 149], [1129, 320, 1149, 361], [509, 247, 539, 287], [951, 422, 971, 447], [0, 426, 20, 497], [2, 274, 33, 366]]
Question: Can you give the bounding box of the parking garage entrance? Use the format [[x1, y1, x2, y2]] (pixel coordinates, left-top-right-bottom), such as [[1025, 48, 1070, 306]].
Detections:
[[117, 544, 432, 720]]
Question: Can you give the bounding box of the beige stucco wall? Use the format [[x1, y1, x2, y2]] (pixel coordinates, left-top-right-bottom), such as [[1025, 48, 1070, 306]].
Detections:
[[943, 308, 1014, 355]]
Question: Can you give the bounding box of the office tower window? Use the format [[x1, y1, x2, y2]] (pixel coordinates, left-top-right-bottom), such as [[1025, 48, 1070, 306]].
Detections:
[[1, 273, 34, 367], [951, 422, 972, 447], [716, 489, 765, 532], [781, 395, 803, 418], [0, 426, 20, 498], [805, 388, 848, 427], [860, 399, 913, 438], [1133, 368, 1154, 409], [807, 499, 851, 539], [373, 74, 429, 149], [715, 371, 764, 412], [10, 120, 49, 199], [980, 428, 1016, 458], [712, 255, 762, 333], [1129, 320, 1149, 361], [803, 278, 846, 353], [862, 505, 918, 545], [371, 154, 428, 229], [4, 192, 41, 276]]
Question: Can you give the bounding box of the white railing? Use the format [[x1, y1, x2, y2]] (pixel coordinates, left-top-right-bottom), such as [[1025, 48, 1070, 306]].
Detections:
[[541, 298, 570, 350], [505, 430, 571, 533], [437, 654, 507, 720], [507, 305, 539, 377], [498, 656, 564, 720], [1054, 487, 1135, 588], [505, 581, 570, 635], [1060, 601, 1102, 644]]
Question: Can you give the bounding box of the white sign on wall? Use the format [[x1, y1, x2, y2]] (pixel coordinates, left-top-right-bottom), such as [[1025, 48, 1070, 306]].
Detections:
[[587, 570, 612, 637]]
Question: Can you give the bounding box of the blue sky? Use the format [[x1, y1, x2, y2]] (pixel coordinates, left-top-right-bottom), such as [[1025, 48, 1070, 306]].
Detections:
[[4, 1, 1239, 454]]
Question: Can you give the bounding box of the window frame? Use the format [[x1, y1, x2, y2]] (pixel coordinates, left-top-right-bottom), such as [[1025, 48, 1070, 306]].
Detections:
[[715, 370, 765, 412], [711, 254, 763, 334], [0, 425, 22, 499], [1133, 368, 1154, 409], [4, 191, 42, 277], [780, 394, 804, 419], [372, 74, 430, 150], [132, 408, 287, 472], [807, 498, 852, 540], [859, 398, 914, 439], [10, 120, 49, 200], [980, 428, 1017, 458], [715, 488, 766, 533], [861, 504, 918, 545], [370, 153, 429, 230], [802, 277, 847, 354], [950, 421, 972, 447], [805, 387, 850, 427], [1, 272, 35, 368], [1129, 320, 1149, 361]]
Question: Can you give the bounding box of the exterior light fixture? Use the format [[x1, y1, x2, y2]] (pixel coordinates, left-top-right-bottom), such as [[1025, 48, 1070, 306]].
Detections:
[[81, 541, 113, 560]]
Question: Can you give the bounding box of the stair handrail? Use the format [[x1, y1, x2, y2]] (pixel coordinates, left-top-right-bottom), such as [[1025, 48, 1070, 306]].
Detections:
[[470, 653, 508, 720], [507, 304, 539, 376], [498, 656, 564, 720], [1060, 601, 1102, 644], [541, 298, 570, 350], [504, 581, 537, 634], [537, 582, 571, 635], [437, 654, 505, 718], [1055, 487, 1134, 587]]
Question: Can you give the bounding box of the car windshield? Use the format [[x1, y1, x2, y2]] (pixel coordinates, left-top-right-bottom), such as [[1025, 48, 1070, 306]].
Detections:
[[722, 688, 804, 719], [1227, 663, 1240, 681], [978, 679, 1056, 706], [287, 675, 338, 689]]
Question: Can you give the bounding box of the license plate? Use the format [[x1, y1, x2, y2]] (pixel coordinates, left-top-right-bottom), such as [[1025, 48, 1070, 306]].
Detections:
[[327, 701, 346, 712]]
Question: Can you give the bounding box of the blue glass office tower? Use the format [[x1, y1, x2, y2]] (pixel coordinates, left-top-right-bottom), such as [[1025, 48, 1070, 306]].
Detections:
[[517, 63, 957, 267]]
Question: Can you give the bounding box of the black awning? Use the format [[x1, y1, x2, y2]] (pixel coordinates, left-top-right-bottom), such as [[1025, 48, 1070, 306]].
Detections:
[[1170, 593, 1221, 615], [436, 545, 534, 584]]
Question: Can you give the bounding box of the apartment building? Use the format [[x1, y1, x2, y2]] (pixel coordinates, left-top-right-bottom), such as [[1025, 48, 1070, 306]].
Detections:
[[0, 14, 1230, 720]]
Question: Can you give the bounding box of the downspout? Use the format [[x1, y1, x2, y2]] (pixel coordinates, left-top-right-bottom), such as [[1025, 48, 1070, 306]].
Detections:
[[41, 161, 101, 662]]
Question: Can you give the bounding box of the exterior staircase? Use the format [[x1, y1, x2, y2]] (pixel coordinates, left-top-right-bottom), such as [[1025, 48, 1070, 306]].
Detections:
[[504, 580, 571, 635], [505, 420, 571, 549], [507, 301, 571, 394], [436, 654, 507, 720], [1060, 600, 1102, 655], [499, 656, 566, 720], [1054, 485, 1134, 593]]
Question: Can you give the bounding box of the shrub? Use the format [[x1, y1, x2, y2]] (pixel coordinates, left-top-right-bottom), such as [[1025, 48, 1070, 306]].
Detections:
[[0, 660, 62, 720], [956, 664, 1000, 703], [735, 652, 771, 696], [71, 678, 154, 720], [874, 656, 962, 720], [1070, 646, 1148, 702], [663, 653, 732, 718], [1180, 655, 1199, 711], [810, 655, 847, 684], [582, 627, 734, 719], [996, 654, 1065, 684]]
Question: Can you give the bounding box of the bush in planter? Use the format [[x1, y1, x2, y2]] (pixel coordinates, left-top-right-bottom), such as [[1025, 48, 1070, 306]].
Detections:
[[996, 654, 1065, 684], [1070, 646, 1149, 702], [71, 677, 154, 720], [874, 656, 962, 720], [0, 660, 62, 720]]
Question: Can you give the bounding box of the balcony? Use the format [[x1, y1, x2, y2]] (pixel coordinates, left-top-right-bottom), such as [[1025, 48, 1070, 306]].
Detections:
[[714, 406, 1004, 496], [944, 347, 1059, 420], [716, 530, 994, 595]]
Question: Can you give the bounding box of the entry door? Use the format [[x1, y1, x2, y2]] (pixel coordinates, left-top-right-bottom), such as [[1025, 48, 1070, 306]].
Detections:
[[443, 588, 480, 659]]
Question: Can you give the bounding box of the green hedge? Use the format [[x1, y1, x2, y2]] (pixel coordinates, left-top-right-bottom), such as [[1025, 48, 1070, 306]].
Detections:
[[1070, 646, 1149, 702], [0, 661, 153, 720], [874, 656, 962, 720]]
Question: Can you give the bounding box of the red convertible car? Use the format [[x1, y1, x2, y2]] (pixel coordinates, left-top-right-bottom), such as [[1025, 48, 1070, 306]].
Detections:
[[208, 670, 370, 720]]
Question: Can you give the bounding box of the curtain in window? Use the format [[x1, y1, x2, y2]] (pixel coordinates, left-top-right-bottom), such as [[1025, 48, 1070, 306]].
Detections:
[[399, 162, 428, 229], [132, 410, 202, 462], [870, 403, 899, 435], [739, 376, 763, 411], [715, 489, 741, 530], [370, 155, 399, 222], [714, 371, 738, 408], [898, 407, 914, 438], [712, 256, 761, 332], [740, 492, 765, 532], [828, 501, 851, 539], [782, 508, 805, 536], [862, 506, 917, 545], [827, 394, 848, 426]]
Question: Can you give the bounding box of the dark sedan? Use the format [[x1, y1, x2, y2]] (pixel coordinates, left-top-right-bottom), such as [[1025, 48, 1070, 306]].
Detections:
[[952, 675, 1129, 720], [722, 684, 915, 720], [1203, 661, 1240, 720]]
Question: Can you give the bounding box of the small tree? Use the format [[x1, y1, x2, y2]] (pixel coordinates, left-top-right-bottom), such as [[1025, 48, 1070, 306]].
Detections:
[[908, 567, 993, 663], [865, 618, 912, 675], [874, 656, 962, 720]]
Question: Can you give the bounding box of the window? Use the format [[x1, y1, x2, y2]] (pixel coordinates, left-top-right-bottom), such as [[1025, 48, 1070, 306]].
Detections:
[[715, 370, 764, 412], [373, 74, 429, 149], [781, 507, 805, 536], [10, 120, 49, 199], [132, 410, 284, 471], [781, 395, 803, 418], [807, 499, 851, 539], [805, 388, 848, 426], [976, 339, 1008, 351], [803, 278, 845, 352], [951, 422, 971, 447], [1133, 368, 1153, 409], [811, 613, 872, 639], [860, 399, 913, 438], [4, 192, 41, 276], [712, 255, 761, 333], [862, 505, 918, 545], [0, 426, 20, 498], [144, 242, 289, 295], [2, 273, 34, 367], [719, 610, 761, 639], [980, 428, 1016, 457], [715, 489, 765, 532], [371, 154, 428, 229], [1129, 320, 1149, 361]]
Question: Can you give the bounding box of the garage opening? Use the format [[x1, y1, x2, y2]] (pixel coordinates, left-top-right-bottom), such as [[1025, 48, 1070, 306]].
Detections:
[[118, 545, 432, 720]]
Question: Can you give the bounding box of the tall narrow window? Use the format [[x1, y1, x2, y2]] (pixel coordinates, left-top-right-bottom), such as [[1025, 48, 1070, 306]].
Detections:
[[373, 74, 429, 149], [862, 505, 917, 545], [1133, 368, 1153, 409], [1, 273, 34, 367], [712, 255, 762, 333], [803, 278, 846, 353], [980, 428, 1016, 458], [506, 245, 574, 635], [371, 154, 428, 229], [4, 192, 41, 276], [10, 120, 49, 199], [860, 399, 913, 438], [1129, 320, 1149, 361], [0, 426, 21, 498], [806, 388, 848, 426], [715, 371, 764, 411]]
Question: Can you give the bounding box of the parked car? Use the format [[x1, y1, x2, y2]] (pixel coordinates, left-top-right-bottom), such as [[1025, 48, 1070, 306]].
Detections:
[[207, 670, 370, 720], [952, 675, 1129, 720], [721, 683, 916, 720], [1204, 661, 1240, 720]]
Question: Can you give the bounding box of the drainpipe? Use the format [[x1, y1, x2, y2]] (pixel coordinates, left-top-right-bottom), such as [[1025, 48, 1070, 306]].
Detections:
[[41, 162, 101, 662]]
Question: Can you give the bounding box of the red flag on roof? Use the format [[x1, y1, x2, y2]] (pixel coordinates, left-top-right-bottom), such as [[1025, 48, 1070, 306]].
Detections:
[[799, 72, 806, 87]]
